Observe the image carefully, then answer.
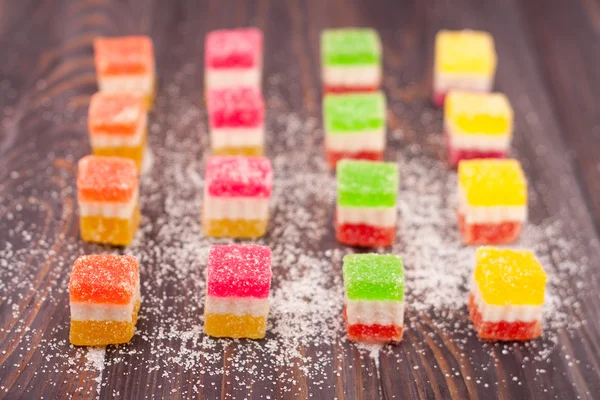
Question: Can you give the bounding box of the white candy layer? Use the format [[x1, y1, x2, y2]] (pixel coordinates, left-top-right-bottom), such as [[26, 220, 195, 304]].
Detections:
[[325, 129, 386, 152], [322, 65, 381, 88], [79, 189, 139, 219], [445, 119, 511, 151], [457, 185, 527, 224], [204, 296, 269, 317], [345, 298, 404, 326], [211, 126, 264, 149], [205, 67, 261, 89], [71, 281, 141, 322], [337, 205, 396, 227], [433, 72, 493, 94], [471, 278, 542, 323], [203, 194, 269, 220], [90, 113, 148, 148], [98, 72, 154, 95]]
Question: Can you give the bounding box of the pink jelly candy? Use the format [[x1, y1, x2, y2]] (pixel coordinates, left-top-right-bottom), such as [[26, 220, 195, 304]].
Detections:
[[205, 28, 263, 69], [207, 244, 272, 298], [207, 87, 264, 128], [205, 156, 273, 198]]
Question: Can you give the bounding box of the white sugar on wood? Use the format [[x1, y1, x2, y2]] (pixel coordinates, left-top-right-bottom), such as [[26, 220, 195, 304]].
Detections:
[[0, 68, 595, 397]]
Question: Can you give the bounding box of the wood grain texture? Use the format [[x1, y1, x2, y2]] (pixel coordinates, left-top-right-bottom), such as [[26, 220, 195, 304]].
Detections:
[[519, 0, 600, 236], [0, 0, 599, 399]]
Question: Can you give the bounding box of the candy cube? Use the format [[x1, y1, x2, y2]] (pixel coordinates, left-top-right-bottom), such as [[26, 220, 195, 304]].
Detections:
[[77, 155, 140, 246], [321, 28, 382, 93], [202, 156, 273, 238], [205, 28, 263, 90], [204, 245, 272, 339], [323, 92, 386, 168], [94, 36, 156, 109], [445, 92, 513, 167], [207, 87, 265, 156], [343, 254, 404, 342], [469, 247, 547, 341], [69, 255, 141, 346], [336, 160, 398, 247], [88, 92, 148, 171], [433, 30, 497, 107], [457, 159, 527, 245]]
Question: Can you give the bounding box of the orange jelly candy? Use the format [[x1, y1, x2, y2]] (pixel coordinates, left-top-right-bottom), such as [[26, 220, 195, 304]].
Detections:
[[88, 93, 148, 170], [77, 156, 140, 246], [69, 255, 141, 346], [94, 36, 154, 76]]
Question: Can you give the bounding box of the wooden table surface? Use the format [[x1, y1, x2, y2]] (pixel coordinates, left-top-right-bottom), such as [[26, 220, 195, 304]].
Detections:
[[1, 0, 600, 399]]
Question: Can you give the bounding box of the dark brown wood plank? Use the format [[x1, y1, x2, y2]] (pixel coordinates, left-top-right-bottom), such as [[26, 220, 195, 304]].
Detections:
[[518, 0, 600, 234], [0, 1, 105, 399], [0, 0, 599, 399]]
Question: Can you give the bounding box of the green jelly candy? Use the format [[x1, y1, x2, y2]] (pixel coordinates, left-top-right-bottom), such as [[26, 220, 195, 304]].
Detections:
[[324, 92, 386, 134], [343, 254, 404, 301], [321, 28, 381, 66], [337, 160, 398, 208]]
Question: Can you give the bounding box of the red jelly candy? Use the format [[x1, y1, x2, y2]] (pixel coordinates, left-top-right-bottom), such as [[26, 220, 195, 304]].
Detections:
[[458, 212, 521, 245], [336, 221, 395, 247]]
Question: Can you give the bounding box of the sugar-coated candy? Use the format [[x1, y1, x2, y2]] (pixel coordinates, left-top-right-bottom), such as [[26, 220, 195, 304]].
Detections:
[[207, 87, 265, 156], [445, 91, 513, 167], [94, 36, 156, 109], [457, 159, 527, 245], [469, 247, 546, 341], [88, 92, 148, 171], [323, 92, 386, 168], [204, 245, 272, 339], [433, 30, 497, 107], [336, 160, 398, 247], [202, 156, 273, 238], [69, 255, 141, 346], [77, 155, 140, 246], [321, 28, 382, 93], [342, 254, 405, 342], [205, 28, 263, 90]]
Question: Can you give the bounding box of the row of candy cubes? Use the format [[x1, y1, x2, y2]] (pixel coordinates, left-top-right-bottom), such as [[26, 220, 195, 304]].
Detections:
[[73, 29, 268, 345], [70, 27, 546, 346], [74, 29, 269, 346], [69, 244, 547, 346], [322, 28, 514, 167], [73, 155, 540, 344], [77, 152, 528, 248], [71, 35, 158, 345], [319, 28, 546, 343], [321, 28, 526, 245], [83, 29, 269, 248], [88, 29, 265, 173], [87, 29, 515, 177]]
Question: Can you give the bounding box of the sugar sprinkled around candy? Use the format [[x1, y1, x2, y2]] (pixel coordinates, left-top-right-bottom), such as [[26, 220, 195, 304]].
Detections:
[[0, 61, 596, 397], [77, 155, 138, 203], [205, 156, 273, 198], [207, 244, 272, 298]]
